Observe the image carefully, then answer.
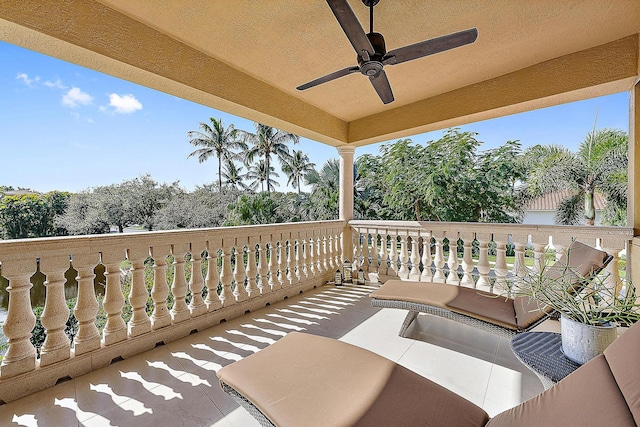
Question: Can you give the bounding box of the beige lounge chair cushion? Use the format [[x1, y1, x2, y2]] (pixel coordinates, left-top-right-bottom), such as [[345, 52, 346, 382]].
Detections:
[[487, 353, 636, 426], [217, 332, 490, 427], [604, 326, 640, 425]]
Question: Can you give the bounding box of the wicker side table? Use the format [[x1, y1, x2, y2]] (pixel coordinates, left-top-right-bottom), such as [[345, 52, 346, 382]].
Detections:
[[510, 331, 581, 390]]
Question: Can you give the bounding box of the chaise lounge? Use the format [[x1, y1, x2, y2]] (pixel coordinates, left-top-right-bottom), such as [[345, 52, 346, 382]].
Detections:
[[369, 240, 612, 338], [217, 318, 640, 426]]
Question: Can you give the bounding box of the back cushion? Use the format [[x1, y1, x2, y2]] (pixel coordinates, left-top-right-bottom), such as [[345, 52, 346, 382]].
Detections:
[[603, 321, 640, 426], [487, 354, 635, 426], [558, 240, 610, 277]]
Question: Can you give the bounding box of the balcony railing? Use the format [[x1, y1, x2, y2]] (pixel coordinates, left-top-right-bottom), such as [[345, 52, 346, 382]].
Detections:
[[0, 219, 633, 403], [349, 220, 633, 295], [0, 220, 344, 403]]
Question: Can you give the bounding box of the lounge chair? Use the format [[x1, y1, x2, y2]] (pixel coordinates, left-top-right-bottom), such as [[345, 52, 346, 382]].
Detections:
[[369, 240, 612, 338], [216, 319, 640, 426]]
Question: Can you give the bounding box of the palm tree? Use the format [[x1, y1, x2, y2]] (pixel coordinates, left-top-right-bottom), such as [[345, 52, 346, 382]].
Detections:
[[187, 117, 247, 191], [221, 159, 249, 191], [247, 160, 280, 193], [242, 123, 299, 194], [306, 159, 340, 219], [524, 128, 628, 225], [282, 150, 316, 194]]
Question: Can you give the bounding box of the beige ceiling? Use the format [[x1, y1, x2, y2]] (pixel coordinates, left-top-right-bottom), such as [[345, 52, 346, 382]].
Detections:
[[1, 0, 639, 147]]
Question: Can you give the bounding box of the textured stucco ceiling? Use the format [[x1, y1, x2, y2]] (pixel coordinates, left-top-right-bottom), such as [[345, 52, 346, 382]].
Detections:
[[1, 0, 639, 147]]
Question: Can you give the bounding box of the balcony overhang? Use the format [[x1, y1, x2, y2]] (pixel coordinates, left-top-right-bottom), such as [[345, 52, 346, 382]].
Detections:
[[1, 1, 639, 147]]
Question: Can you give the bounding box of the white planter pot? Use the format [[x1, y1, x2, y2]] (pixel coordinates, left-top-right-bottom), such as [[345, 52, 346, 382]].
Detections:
[[561, 314, 617, 364]]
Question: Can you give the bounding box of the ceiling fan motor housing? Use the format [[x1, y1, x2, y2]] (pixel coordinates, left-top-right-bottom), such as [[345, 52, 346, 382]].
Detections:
[[358, 32, 386, 76]]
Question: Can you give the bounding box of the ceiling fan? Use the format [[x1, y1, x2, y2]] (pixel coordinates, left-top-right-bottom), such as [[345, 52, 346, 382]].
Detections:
[[296, 0, 478, 104]]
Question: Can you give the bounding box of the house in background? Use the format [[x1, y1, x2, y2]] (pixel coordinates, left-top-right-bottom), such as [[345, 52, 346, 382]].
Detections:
[[522, 190, 605, 225]]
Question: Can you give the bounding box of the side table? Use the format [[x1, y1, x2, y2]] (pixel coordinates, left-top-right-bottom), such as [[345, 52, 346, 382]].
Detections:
[[510, 331, 581, 390]]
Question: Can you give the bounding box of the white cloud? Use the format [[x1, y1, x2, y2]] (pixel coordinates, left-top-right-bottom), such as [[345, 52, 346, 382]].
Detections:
[[62, 87, 93, 108], [106, 93, 143, 114], [16, 73, 40, 87], [44, 79, 67, 89]]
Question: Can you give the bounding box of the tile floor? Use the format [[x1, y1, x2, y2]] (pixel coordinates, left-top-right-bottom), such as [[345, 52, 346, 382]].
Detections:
[[0, 283, 556, 426]]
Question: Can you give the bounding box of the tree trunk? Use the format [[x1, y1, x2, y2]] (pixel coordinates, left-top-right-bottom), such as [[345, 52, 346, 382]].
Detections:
[[584, 191, 595, 226]]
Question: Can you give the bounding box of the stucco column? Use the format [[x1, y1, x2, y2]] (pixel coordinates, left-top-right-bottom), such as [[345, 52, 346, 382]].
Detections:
[[338, 146, 355, 220], [630, 80, 640, 286], [338, 146, 355, 265]]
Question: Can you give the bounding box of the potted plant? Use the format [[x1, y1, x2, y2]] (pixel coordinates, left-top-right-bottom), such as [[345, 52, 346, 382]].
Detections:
[[510, 262, 640, 364]]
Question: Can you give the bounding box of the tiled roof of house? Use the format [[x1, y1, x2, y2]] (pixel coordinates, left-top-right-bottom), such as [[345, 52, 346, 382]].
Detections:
[[526, 190, 606, 211]]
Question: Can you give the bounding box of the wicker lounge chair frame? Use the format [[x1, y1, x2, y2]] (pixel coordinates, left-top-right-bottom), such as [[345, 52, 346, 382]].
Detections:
[[371, 298, 553, 339]]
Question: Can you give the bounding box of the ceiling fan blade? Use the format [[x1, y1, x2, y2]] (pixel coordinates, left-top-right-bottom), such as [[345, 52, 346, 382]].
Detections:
[[383, 28, 478, 65], [326, 0, 375, 57], [369, 70, 394, 104], [297, 66, 360, 91]]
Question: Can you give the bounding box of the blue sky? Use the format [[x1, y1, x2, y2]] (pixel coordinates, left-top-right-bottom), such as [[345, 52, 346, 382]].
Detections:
[[0, 40, 630, 193]]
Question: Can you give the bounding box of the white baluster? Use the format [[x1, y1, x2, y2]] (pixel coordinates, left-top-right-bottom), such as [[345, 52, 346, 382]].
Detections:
[[308, 234, 316, 278], [245, 238, 258, 298], [446, 233, 460, 285], [219, 240, 234, 306], [327, 234, 335, 272], [149, 246, 171, 330], [432, 232, 446, 283], [531, 238, 547, 274], [233, 245, 249, 302], [420, 234, 433, 282], [205, 242, 223, 311], [510, 234, 528, 281], [0, 259, 37, 378], [72, 253, 101, 354], [277, 240, 286, 289], [257, 238, 269, 295], [269, 239, 281, 291], [101, 249, 127, 345], [282, 238, 291, 287], [38, 255, 71, 366], [493, 235, 509, 294], [408, 233, 421, 281], [475, 233, 491, 292], [315, 233, 323, 275], [299, 233, 308, 281], [379, 233, 389, 276], [334, 229, 341, 270], [188, 244, 207, 317], [389, 233, 399, 277], [397, 232, 409, 279], [362, 231, 371, 274], [370, 232, 379, 275], [459, 232, 475, 287], [170, 243, 190, 323], [125, 247, 151, 337]]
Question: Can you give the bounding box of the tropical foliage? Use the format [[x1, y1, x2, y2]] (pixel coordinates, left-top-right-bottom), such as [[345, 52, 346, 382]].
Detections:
[[187, 117, 246, 191], [523, 128, 628, 225], [241, 123, 299, 194]]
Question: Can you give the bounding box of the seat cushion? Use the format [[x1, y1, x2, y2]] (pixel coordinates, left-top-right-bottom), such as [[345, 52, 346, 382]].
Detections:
[[217, 332, 490, 427], [603, 321, 640, 425], [445, 288, 519, 329], [369, 279, 460, 310], [487, 354, 636, 426]]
